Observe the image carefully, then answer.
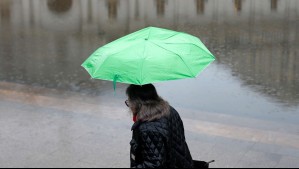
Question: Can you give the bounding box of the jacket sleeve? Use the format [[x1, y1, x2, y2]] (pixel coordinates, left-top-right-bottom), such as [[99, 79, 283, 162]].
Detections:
[[134, 130, 167, 168]]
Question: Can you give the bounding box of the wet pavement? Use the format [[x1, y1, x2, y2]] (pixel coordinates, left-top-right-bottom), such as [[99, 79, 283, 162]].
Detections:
[[1, 81, 299, 168], [1, 0, 299, 168]]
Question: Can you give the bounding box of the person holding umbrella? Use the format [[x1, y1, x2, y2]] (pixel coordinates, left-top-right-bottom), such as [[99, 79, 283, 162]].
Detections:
[[126, 84, 193, 168], [82, 27, 215, 168]]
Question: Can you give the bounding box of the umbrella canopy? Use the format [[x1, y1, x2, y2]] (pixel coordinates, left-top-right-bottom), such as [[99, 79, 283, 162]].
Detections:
[[82, 27, 215, 86]]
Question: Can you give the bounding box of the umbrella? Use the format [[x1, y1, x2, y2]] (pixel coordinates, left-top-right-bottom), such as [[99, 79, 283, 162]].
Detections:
[[82, 27, 215, 88]]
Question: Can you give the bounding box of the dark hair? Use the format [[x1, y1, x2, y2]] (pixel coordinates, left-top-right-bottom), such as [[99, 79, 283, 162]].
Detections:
[[126, 84, 170, 122]]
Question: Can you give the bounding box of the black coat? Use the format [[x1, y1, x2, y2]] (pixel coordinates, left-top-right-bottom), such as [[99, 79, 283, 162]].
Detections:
[[130, 106, 194, 168]]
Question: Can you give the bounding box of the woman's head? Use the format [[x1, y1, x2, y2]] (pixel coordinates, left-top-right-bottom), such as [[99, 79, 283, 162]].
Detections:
[[126, 84, 170, 122]]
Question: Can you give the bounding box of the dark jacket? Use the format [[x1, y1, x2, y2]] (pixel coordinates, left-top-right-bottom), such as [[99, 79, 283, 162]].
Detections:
[[130, 106, 194, 168]]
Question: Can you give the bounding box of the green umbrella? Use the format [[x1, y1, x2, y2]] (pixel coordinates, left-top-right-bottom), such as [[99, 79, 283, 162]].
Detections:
[[82, 27, 215, 89]]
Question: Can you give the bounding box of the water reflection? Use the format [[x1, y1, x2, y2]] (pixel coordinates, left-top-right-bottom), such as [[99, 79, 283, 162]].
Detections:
[[196, 0, 205, 15], [271, 0, 278, 11], [107, 0, 119, 20], [234, 0, 242, 12], [47, 0, 73, 14], [134, 0, 140, 20], [0, 0, 11, 22], [156, 0, 166, 16], [216, 40, 298, 106], [0, 0, 298, 108]]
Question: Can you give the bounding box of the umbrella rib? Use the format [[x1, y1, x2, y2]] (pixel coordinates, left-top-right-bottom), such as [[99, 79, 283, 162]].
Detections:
[[140, 42, 148, 85], [149, 41, 196, 78], [163, 32, 181, 40], [139, 29, 153, 84], [160, 42, 214, 59], [91, 41, 141, 79], [91, 54, 110, 78]]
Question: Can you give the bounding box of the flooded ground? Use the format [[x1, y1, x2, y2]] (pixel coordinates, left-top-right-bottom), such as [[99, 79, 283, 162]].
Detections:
[[0, 0, 299, 168], [1, 0, 298, 122]]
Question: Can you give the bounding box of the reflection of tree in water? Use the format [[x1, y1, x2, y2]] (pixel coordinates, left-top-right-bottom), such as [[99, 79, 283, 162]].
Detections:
[[47, 0, 73, 14]]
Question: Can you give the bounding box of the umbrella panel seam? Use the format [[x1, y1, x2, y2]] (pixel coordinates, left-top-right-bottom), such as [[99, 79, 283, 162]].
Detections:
[[149, 41, 196, 78]]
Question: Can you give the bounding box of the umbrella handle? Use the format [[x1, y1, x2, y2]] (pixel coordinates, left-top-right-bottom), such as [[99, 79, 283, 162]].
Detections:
[[207, 160, 215, 164]]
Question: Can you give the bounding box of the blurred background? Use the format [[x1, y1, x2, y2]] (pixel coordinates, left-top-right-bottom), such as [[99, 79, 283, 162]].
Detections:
[[0, 0, 298, 168]]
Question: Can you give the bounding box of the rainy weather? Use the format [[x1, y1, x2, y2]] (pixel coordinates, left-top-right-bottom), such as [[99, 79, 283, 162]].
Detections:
[[0, 0, 299, 168]]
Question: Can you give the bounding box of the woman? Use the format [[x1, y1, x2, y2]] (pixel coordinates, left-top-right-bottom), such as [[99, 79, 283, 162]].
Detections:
[[126, 84, 194, 168]]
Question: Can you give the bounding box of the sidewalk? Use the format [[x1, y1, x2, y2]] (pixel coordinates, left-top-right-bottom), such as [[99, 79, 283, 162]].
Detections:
[[0, 82, 299, 168]]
